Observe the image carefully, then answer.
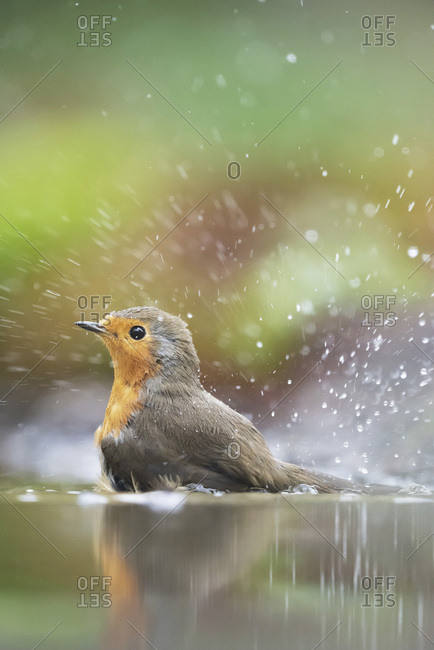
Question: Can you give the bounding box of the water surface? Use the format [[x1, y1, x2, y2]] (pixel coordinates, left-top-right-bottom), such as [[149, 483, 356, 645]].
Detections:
[[1, 488, 433, 649]]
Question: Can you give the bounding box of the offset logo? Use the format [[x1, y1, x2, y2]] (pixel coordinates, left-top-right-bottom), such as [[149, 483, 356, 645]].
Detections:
[[361, 295, 397, 327], [227, 162, 241, 180], [77, 576, 112, 607], [77, 295, 112, 323], [361, 576, 396, 607], [226, 441, 241, 459], [77, 16, 114, 47], [361, 16, 396, 47]]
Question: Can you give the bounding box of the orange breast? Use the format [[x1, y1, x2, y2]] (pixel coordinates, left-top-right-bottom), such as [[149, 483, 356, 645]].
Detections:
[[95, 379, 142, 445]]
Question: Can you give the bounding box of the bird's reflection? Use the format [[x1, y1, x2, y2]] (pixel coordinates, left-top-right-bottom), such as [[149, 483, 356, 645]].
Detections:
[[96, 493, 274, 649], [94, 494, 434, 650]]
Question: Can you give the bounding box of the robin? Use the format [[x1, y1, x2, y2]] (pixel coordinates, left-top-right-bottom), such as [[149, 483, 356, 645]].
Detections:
[[74, 306, 377, 493]]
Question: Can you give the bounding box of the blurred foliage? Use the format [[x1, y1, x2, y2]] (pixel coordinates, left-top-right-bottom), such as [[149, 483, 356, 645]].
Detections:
[[0, 0, 433, 392]]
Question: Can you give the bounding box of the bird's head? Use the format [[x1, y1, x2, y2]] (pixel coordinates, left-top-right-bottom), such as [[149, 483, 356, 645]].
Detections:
[[75, 306, 201, 390]]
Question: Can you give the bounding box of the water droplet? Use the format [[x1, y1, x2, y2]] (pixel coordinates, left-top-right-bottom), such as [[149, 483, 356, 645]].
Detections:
[[363, 203, 377, 218], [305, 229, 318, 243], [407, 246, 418, 258]]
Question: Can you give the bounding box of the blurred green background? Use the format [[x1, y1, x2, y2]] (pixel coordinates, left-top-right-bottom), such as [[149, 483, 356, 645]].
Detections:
[[0, 0, 433, 484], [1, 6, 434, 649]]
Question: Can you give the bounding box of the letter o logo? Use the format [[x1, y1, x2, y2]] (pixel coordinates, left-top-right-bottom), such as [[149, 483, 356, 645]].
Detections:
[[228, 161, 241, 180]]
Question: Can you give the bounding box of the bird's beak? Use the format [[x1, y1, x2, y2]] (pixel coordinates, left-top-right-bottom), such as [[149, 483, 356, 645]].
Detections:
[[74, 321, 110, 337]]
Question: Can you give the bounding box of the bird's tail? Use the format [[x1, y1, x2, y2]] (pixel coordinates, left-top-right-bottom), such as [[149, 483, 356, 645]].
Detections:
[[276, 461, 375, 493]]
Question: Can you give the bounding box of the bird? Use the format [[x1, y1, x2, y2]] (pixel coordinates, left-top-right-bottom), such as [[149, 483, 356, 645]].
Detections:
[[74, 306, 381, 494]]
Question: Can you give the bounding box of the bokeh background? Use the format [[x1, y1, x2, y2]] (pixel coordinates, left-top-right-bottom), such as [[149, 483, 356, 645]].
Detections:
[[1, 0, 433, 487]]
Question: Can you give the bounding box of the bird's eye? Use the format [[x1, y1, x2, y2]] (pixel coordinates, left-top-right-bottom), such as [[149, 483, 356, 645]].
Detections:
[[129, 325, 146, 340]]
